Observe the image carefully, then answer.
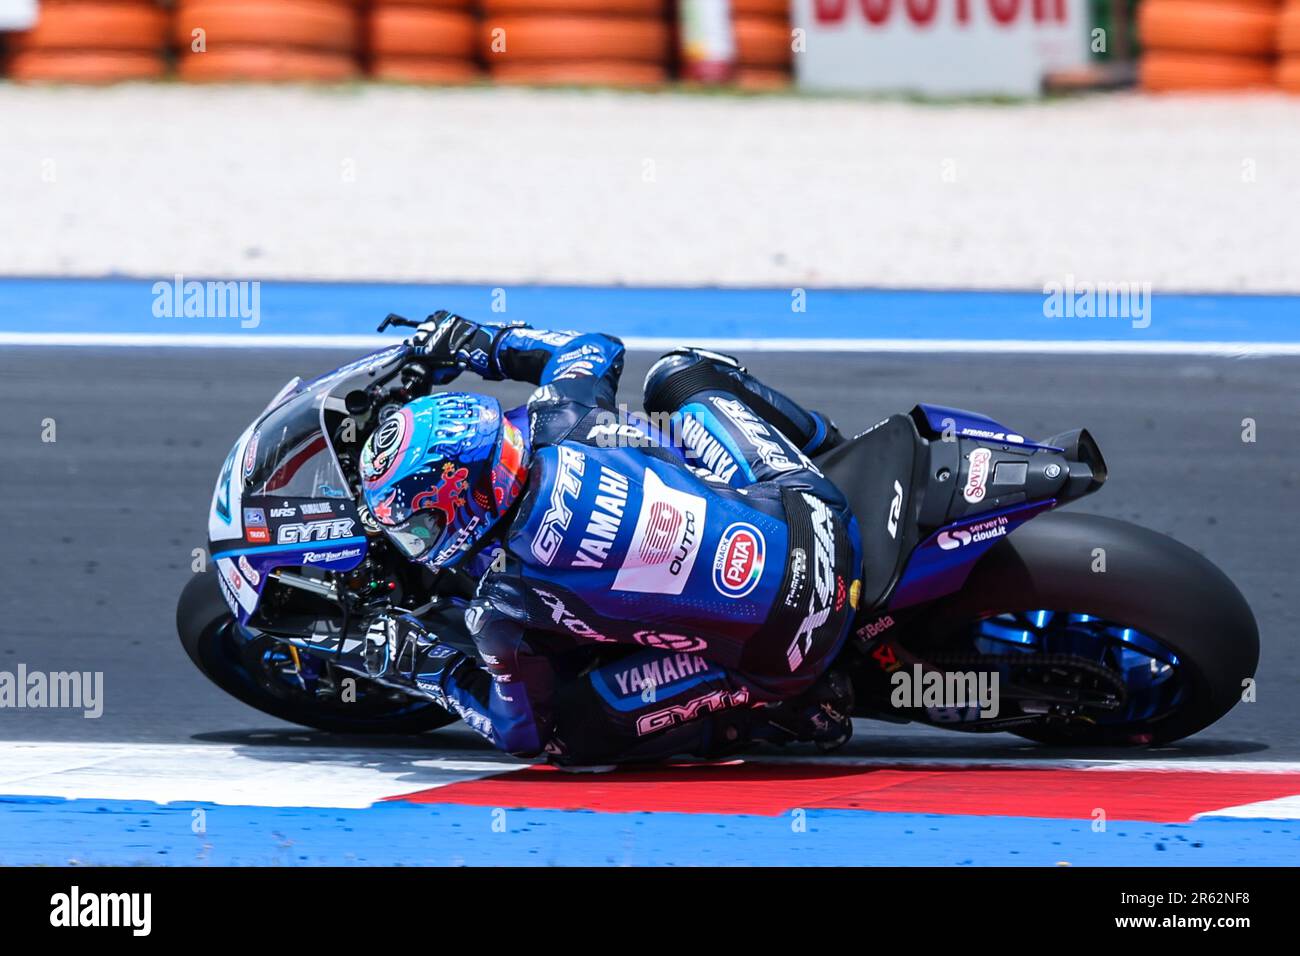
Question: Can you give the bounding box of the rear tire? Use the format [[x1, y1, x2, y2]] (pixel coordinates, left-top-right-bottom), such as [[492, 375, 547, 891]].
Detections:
[[906, 512, 1258, 745], [177, 569, 457, 734]]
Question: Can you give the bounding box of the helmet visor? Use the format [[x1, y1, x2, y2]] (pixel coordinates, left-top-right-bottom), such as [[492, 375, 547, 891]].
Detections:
[[384, 508, 448, 562]]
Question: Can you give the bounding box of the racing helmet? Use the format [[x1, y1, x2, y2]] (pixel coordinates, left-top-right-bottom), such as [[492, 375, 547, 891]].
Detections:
[[359, 392, 528, 568]]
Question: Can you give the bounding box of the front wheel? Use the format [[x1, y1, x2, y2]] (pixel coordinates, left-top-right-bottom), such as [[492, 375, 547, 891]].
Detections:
[[176, 569, 458, 734], [898, 512, 1259, 745]]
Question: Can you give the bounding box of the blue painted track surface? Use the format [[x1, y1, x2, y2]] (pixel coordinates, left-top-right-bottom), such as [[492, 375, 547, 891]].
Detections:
[[2, 797, 1296, 867], [1, 277, 1298, 343]]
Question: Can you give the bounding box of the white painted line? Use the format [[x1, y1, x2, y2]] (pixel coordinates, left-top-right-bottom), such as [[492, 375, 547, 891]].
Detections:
[[0, 742, 526, 809], [4, 742, 1297, 812], [2, 332, 1300, 356], [1195, 794, 1300, 820]]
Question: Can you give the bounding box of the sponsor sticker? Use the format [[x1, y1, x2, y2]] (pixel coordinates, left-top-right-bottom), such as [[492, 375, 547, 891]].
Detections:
[[636, 687, 750, 736], [277, 518, 356, 545], [711, 522, 765, 599], [570, 466, 630, 569], [784, 546, 808, 609], [612, 470, 706, 595], [237, 555, 261, 586], [242, 431, 259, 479], [243, 507, 270, 544], [632, 630, 709, 653], [887, 480, 904, 538], [301, 547, 363, 565], [786, 493, 835, 672], [531, 446, 585, 566], [534, 588, 614, 643], [937, 514, 1010, 551], [964, 447, 992, 503]]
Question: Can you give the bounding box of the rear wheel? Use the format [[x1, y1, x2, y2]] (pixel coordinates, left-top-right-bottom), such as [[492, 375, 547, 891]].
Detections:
[[898, 512, 1258, 745], [177, 569, 457, 734]]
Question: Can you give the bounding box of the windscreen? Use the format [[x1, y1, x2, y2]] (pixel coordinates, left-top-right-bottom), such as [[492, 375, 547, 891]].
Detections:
[[242, 345, 407, 500], [241, 392, 346, 500]]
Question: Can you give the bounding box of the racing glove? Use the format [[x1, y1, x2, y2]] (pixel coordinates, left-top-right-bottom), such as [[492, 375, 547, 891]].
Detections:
[[410, 311, 516, 384]]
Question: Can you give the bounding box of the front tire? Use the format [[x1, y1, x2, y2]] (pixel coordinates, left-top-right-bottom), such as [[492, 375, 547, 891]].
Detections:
[[177, 569, 457, 734], [906, 512, 1259, 745]]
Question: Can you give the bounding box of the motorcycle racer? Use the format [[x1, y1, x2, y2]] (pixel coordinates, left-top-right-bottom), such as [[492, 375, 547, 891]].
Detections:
[[359, 312, 864, 765]]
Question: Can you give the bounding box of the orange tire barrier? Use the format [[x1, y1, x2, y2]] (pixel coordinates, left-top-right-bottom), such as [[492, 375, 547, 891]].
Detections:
[[731, 0, 789, 15], [489, 60, 666, 85], [1138, 1, 1280, 56], [10, 1, 168, 52], [8, 49, 166, 81], [733, 14, 791, 69], [371, 54, 482, 82], [370, 7, 476, 58], [1278, 56, 1300, 88], [734, 66, 791, 90], [481, 16, 670, 62], [7, 1, 168, 83], [482, 0, 664, 13], [1139, 50, 1276, 90], [172, 0, 359, 54], [177, 45, 359, 80], [1279, 3, 1300, 53]]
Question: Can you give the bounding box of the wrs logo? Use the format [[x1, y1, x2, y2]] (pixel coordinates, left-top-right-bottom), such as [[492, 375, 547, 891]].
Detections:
[[712, 522, 765, 598]]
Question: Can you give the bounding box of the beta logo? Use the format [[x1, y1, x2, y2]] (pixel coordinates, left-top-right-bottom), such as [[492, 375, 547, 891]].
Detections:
[[712, 522, 765, 599]]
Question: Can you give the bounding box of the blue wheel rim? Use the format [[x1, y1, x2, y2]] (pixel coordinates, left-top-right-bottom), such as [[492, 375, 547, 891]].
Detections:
[[969, 610, 1185, 725]]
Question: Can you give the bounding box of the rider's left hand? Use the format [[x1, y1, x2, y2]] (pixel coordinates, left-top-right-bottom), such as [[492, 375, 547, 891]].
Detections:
[[409, 311, 482, 383]]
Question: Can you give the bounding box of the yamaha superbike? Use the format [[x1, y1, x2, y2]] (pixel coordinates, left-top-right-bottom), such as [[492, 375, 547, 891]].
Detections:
[[178, 327, 1259, 747]]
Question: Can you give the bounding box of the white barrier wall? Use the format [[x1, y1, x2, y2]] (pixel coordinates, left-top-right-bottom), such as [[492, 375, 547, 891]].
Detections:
[[793, 0, 1090, 96]]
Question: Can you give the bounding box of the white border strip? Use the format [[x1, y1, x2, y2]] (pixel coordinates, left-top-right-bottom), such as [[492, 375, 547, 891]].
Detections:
[[2, 332, 1300, 356]]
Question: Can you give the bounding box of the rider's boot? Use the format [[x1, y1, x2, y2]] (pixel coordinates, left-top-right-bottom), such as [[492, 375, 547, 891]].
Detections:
[[753, 669, 855, 751]]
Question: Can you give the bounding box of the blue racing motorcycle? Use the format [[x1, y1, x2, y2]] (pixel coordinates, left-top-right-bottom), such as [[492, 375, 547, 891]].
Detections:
[[177, 327, 1259, 748]]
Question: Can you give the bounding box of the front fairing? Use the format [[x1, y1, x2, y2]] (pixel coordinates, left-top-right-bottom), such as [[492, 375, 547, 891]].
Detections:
[[207, 346, 407, 622]]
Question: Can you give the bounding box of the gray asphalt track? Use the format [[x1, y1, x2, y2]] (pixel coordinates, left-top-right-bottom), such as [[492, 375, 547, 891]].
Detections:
[[1, 348, 1296, 760]]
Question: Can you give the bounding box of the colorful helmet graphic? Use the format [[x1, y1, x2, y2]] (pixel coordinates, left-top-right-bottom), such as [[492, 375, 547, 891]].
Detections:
[[359, 392, 528, 568]]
